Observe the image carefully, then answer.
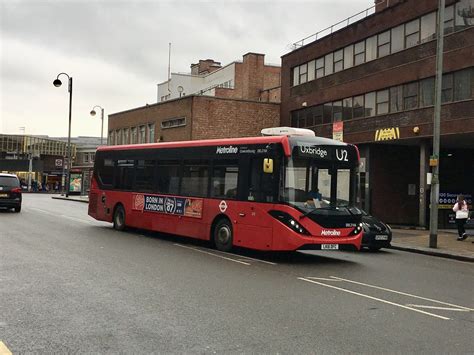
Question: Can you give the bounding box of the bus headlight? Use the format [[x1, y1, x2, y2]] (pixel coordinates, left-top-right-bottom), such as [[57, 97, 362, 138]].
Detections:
[[349, 223, 363, 236], [269, 210, 310, 235]]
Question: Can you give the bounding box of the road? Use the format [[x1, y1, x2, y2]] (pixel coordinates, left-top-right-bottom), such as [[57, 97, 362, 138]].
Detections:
[[1, 194, 473, 353]]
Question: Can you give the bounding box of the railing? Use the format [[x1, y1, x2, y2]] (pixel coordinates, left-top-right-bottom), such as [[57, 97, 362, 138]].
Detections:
[[291, 5, 376, 50]]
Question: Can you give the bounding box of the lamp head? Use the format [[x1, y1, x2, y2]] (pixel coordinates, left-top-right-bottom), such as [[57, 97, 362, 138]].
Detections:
[[53, 79, 62, 87], [90, 110, 97, 116]]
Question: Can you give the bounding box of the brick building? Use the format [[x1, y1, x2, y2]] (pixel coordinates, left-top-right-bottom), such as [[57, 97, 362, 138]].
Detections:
[[108, 52, 280, 144], [281, 0, 474, 227]]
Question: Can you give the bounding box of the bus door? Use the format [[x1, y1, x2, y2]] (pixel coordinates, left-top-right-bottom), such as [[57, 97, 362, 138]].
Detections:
[[234, 157, 277, 250]]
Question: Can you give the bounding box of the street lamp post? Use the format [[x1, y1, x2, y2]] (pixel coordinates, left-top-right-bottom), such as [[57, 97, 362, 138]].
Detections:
[[90, 105, 105, 145], [429, 0, 446, 248], [53, 72, 73, 198]]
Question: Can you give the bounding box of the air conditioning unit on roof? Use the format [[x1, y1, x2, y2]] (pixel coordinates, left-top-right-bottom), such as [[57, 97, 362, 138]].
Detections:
[[261, 127, 315, 137]]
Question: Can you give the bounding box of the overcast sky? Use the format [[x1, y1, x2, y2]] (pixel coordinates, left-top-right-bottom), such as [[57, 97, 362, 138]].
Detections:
[[1, 0, 371, 138]]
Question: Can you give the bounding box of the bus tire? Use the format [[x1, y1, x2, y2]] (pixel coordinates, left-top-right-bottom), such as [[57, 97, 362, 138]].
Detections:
[[113, 204, 126, 231], [213, 218, 233, 252]]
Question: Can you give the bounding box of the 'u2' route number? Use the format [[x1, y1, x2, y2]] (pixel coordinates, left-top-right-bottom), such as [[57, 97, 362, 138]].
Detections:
[[336, 149, 348, 162]]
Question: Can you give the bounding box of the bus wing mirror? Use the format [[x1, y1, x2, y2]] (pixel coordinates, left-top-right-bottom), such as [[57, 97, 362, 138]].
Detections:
[[263, 158, 274, 174]]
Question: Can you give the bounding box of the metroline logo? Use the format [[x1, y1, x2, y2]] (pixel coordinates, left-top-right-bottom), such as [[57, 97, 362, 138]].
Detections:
[[321, 229, 341, 236], [216, 146, 238, 154]]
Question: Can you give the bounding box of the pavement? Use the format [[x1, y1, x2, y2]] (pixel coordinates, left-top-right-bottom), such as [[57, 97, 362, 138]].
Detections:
[[51, 195, 474, 262]]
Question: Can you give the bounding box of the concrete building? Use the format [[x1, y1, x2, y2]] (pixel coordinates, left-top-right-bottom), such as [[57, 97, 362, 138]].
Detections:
[[281, 0, 474, 227], [0, 134, 76, 190], [109, 53, 281, 144]]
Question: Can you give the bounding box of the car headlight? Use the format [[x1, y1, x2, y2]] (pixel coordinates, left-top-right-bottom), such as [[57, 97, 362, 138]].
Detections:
[[349, 223, 363, 236]]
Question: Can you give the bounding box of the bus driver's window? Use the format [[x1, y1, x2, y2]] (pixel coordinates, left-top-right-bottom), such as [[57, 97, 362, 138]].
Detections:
[[248, 158, 275, 202]]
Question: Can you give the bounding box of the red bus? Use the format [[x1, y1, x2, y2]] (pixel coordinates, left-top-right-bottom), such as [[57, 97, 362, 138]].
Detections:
[[88, 127, 363, 252]]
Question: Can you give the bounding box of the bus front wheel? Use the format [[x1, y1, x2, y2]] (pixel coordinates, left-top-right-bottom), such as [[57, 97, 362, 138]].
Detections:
[[113, 204, 126, 231], [214, 219, 233, 252]]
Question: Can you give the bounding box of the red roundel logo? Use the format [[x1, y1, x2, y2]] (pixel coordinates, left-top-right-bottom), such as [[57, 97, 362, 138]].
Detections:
[[134, 194, 145, 211]]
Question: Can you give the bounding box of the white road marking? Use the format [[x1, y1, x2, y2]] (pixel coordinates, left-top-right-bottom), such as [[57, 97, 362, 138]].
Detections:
[[26, 207, 99, 226], [298, 277, 450, 320], [174, 244, 251, 265], [330, 276, 474, 311], [306, 277, 343, 282], [406, 304, 471, 312], [209, 249, 277, 265], [0, 341, 12, 355]]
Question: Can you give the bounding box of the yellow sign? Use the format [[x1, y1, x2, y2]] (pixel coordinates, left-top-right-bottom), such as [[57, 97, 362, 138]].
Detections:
[[263, 158, 274, 174], [375, 127, 400, 141]]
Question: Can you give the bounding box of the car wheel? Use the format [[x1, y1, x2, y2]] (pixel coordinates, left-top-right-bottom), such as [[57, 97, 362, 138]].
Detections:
[[14, 205, 21, 213], [113, 204, 126, 231], [214, 219, 233, 252]]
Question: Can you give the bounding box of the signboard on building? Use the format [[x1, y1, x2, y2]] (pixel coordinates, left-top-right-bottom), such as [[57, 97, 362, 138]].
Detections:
[[375, 127, 400, 141], [55, 159, 63, 168], [332, 121, 344, 142], [438, 192, 473, 209]]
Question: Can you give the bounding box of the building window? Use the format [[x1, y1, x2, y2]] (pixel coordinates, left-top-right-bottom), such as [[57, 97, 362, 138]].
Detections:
[[377, 31, 391, 58], [353, 95, 365, 118], [148, 123, 155, 143], [420, 77, 435, 107], [83, 153, 89, 163], [108, 131, 112, 145], [161, 117, 186, 129], [316, 57, 325, 78], [343, 98, 353, 120], [405, 19, 420, 48], [323, 103, 332, 124], [123, 128, 129, 145], [403, 82, 419, 109], [376, 89, 389, 115], [442, 73, 454, 103], [454, 68, 472, 101], [364, 92, 376, 117], [299, 63, 308, 84], [131, 127, 138, 144], [390, 86, 403, 112], [324, 52, 334, 76], [333, 49, 343, 73], [332, 100, 343, 121], [139, 125, 146, 144], [354, 41, 365, 66], [420, 12, 436, 43], [307, 60, 315, 81], [292, 66, 300, 86], [313, 105, 323, 125], [456, 0, 474, 30], [391, 24, 405, 53], [365, 36, 377, 62], [343, 45, 354, 69], [444, 5, 455, 34]]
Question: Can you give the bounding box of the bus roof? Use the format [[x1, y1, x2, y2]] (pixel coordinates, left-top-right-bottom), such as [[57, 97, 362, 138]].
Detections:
[[98, 136, 293, 156]]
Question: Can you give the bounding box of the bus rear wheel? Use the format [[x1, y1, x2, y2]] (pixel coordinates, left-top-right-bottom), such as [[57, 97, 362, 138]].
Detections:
[[113, 204, 126, 231], [214, 219, 233, 252]]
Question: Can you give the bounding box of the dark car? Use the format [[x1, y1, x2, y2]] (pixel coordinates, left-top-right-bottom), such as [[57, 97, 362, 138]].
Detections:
[[0, 173, 22, 212], [361, 210, 392, 251]]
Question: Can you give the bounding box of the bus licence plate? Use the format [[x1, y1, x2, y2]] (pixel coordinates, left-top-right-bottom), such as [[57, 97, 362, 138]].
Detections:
[[321, 244, 339, 250], [375, 235, 388, 240]]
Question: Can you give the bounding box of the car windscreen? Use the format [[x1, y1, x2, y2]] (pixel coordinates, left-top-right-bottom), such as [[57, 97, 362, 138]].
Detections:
[[0, 176, 20, 187]]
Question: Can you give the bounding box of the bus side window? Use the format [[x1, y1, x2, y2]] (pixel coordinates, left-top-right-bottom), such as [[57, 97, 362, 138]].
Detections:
[[181, 160, 209, 197], [157, 160, 180, 195], [97, 157, 114, 187], [211, 160, 239, 199], [248, 158, 277, 203], [135, 160, 155, 192], [115, 160, 135, 190]]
